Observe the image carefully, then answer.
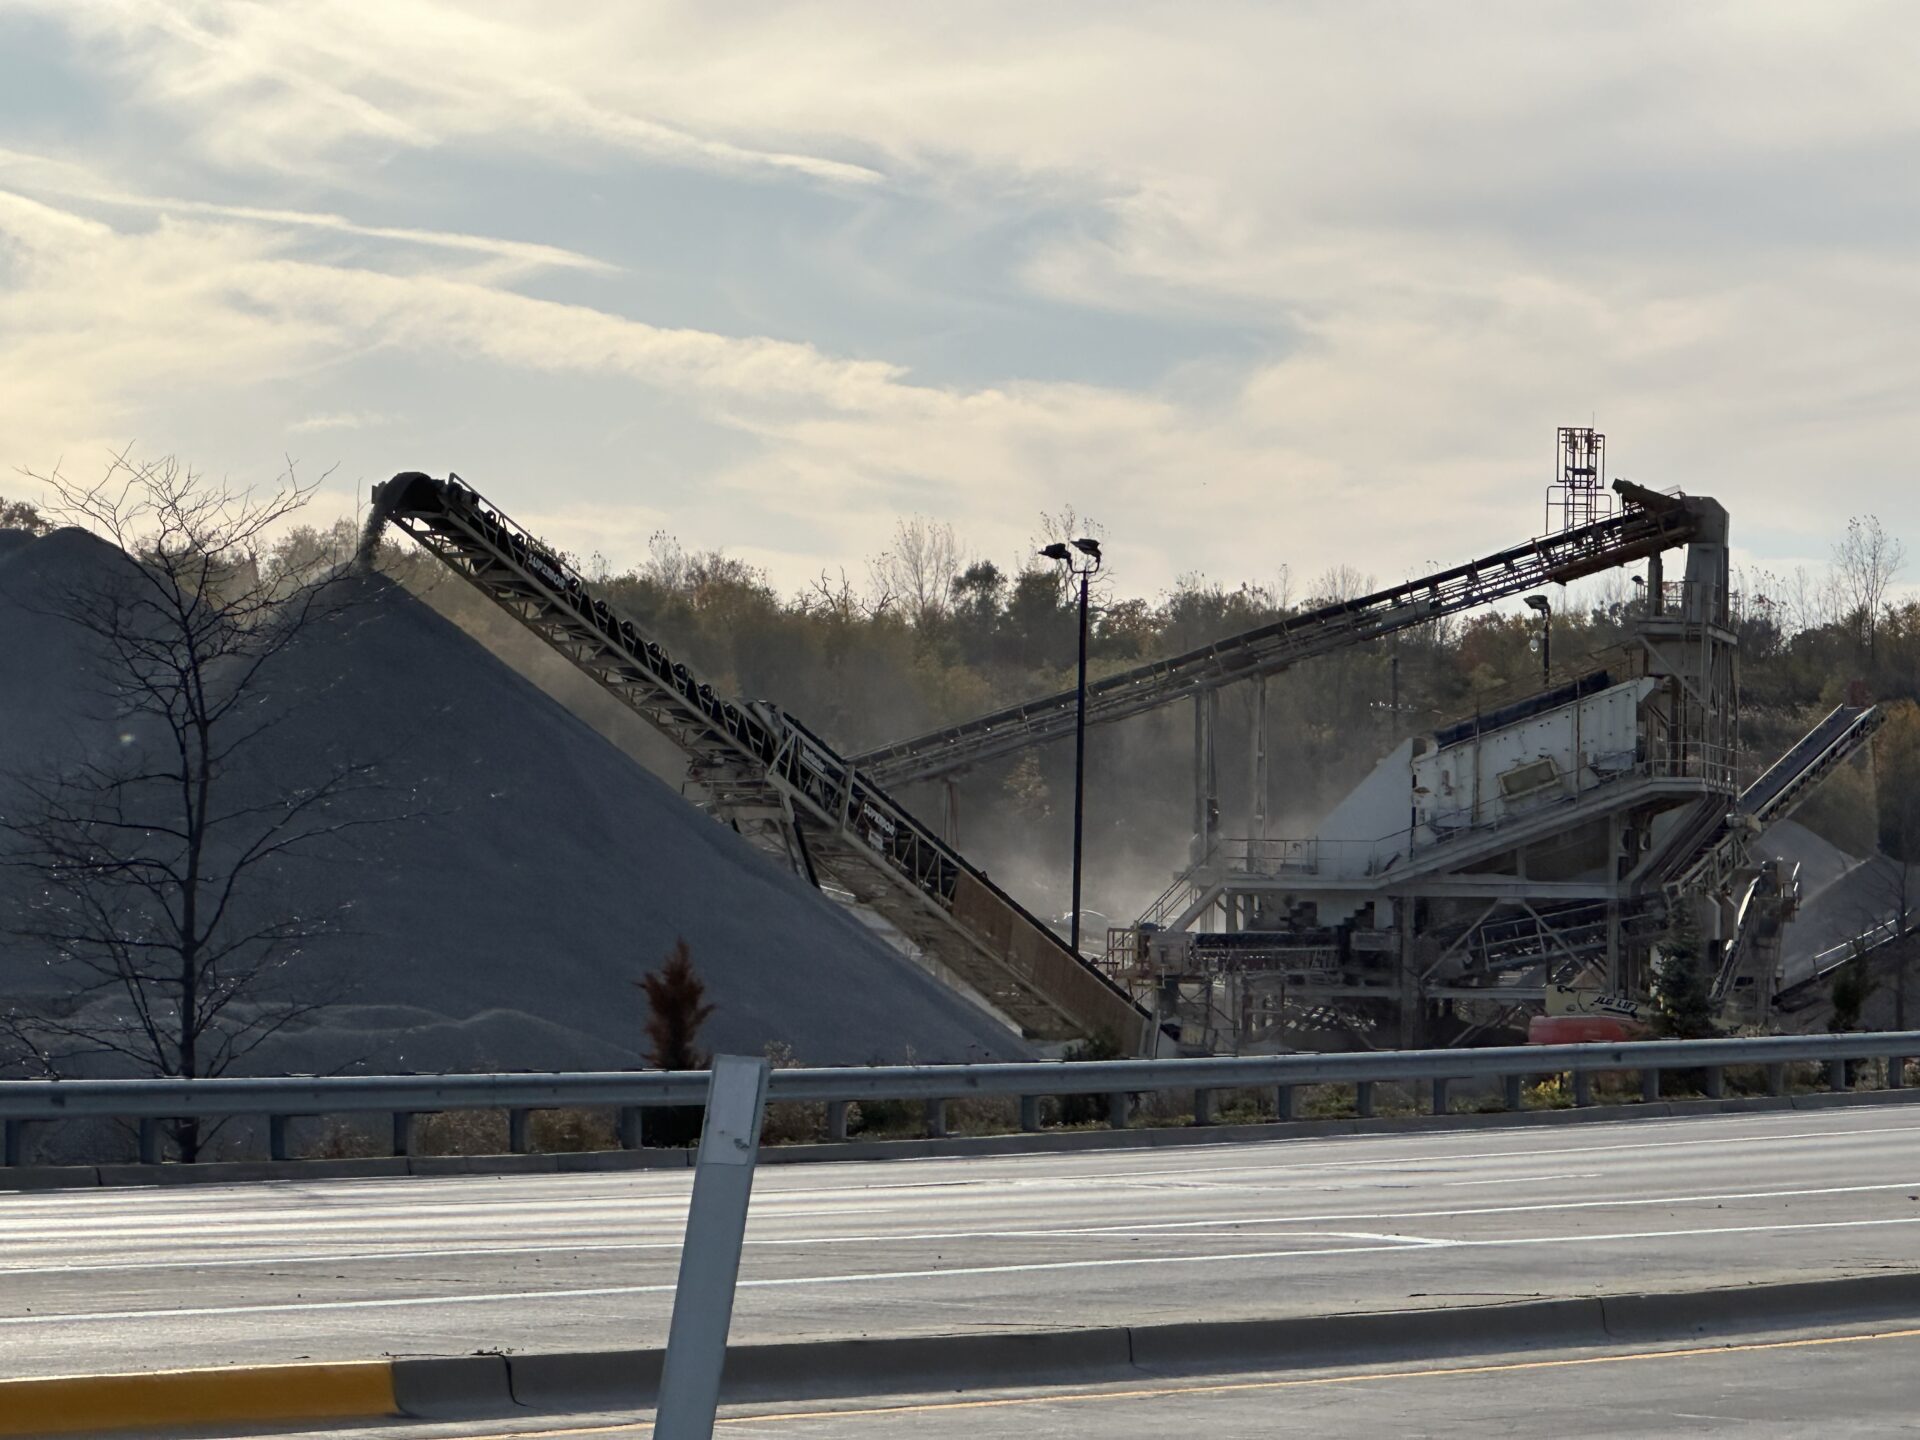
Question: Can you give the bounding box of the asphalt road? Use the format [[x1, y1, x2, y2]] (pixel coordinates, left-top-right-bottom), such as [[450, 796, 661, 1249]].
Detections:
[[3, 1106, 1919, 1381], [244, 1322, 1920, 1439]]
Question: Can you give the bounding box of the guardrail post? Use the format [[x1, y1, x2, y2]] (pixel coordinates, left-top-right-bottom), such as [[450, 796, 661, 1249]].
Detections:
[[655, 1055, 770, 1440], [138, 1118, 162, 1165], [269, 1115, 291, 1162], [1430, 1078, 1450, 1115], [1641, 1068, 1661, 1103], [1192, 1088, 1214, 1126], [1705, 1067, 1724, 1099], [392, 1111, 415, 1158], [826, 1101, 850, 1142], [1502, 1074, 1523, 1111], [1830, 1057, 1850, 1093], [1275, 1084, 1296, 1121], [1018, 1095, 1042, 1132], [1355, 1081, 1375, 1119], [1766, 1062, 1787, 1097], [508, 1109, 530, 1154], [1571, 1070, 1592, 1107], [1891, 1057, 1908, 1090], [3, 1119, 22, 1167], [1107, 1091, 1130, 1129], [620, 1107, 643, 1149], [924, 1098, 948, 1138]]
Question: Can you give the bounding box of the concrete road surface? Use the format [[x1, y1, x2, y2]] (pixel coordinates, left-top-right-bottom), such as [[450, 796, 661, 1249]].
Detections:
[[3, 1106, 1919, 1380]]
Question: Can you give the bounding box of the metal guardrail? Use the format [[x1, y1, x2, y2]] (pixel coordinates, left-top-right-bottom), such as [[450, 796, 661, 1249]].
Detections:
[[3, 1032, 1916, 1166]]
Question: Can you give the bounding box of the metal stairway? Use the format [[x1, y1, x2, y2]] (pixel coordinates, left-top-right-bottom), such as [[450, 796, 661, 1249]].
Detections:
[[370, 472, 1154, 1046], [851, 480, 1707, 788]]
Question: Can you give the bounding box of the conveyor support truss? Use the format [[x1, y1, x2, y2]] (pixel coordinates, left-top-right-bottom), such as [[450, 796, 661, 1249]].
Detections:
[[371, 473, 1153, 1046], [853, 483, 1706, 788]]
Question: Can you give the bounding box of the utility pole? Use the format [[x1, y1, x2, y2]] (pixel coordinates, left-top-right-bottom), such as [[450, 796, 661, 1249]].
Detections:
[[1526, 593, 1552, 688], [1043, 537, 1103, 956]]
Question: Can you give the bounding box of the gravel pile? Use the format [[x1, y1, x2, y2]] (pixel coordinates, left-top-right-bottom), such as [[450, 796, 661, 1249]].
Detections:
[[0, 526, 1029, 1076]]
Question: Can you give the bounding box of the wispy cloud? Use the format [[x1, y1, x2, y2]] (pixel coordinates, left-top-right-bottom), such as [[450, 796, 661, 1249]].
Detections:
[[288, 410, 389, 434], [3, 3, 1917, 597]]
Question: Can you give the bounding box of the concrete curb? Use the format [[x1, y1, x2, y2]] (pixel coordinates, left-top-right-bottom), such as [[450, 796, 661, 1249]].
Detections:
[[12, 1272, 1920, 1434], [6, 1085, 1916, 1191], [0, 1360, 395, 1437]]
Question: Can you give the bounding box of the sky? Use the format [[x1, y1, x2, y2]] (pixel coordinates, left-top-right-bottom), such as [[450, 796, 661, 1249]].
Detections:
[[1, 1, 1916, 603]]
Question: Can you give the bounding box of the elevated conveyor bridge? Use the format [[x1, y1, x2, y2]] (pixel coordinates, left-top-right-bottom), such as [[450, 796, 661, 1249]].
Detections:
[[852, 482, 1706, 789], [370, 473, 1154, 1047]]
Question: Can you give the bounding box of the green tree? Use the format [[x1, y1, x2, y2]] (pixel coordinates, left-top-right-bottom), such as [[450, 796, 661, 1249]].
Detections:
[[0, 494, 52, 535], [1653, 904, 1715, 1040]]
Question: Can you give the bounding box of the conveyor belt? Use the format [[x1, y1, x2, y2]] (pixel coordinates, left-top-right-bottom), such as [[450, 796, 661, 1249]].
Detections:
[[371, 473, 1155, 1047], [1671, 703, 1884, 891], [852, 482, 1706, 788]]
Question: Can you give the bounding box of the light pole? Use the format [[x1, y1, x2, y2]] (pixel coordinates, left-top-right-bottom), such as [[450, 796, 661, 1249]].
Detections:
[[1042, 537, 1103, 956], [1525, 593, 1552, 687]]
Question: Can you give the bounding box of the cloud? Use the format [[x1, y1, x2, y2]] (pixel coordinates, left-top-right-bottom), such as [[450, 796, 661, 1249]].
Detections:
[[4, 3, 1919, 600], [23, 0, 883, 186], [288, 410, 388, 434]]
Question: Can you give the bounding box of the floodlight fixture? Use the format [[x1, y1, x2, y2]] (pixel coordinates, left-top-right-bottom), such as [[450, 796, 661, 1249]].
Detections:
[[1039, 542, 1072, 562], [1071, 537, 1102, 560], [1524, 594, 1551, 613]]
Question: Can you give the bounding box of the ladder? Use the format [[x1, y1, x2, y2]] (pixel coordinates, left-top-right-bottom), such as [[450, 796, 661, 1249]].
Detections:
[[371, 472, 1155, 1047]]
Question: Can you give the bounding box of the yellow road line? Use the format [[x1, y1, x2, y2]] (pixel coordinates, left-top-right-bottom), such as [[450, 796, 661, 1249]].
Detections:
[[477, 1325, 1920, 1437], [0, 1360, 397, 1436]]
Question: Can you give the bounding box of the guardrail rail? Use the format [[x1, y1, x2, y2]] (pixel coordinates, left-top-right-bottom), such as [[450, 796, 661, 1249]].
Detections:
[[4, 1032, 1915, 1166]]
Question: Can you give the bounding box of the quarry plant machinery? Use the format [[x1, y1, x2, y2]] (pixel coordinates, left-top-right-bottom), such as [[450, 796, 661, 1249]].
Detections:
[[850, 432, 1882, 1051], [366, 473, 1156, 1051]]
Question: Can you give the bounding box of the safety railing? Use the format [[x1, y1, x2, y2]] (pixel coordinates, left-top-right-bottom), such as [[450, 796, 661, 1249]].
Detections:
[[3, 1031, 1915, 1167]]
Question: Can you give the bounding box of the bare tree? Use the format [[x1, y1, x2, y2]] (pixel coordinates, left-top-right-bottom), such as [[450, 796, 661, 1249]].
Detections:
[[1309, 563, 1375, 606], [1831, 514, 1906, 662], [0, 454, 404, 1160], [867, 516, 965, 630]]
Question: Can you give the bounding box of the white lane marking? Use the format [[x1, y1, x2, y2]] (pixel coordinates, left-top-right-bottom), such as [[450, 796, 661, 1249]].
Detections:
[[6, 1214, 1920, 1327], [1438, 1171, 1604, 1188], [5, 1112, 1913, 1221], [4, 1111, 1911, 1235], [5, 1178, 1917, 1274]]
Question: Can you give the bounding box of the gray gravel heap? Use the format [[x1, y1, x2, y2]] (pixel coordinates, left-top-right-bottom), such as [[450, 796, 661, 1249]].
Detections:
[[0, 526, 1029, 1074]]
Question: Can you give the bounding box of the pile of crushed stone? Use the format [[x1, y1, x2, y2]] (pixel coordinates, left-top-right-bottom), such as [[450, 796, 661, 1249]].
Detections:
[[0, 526, 1029, 1076]]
